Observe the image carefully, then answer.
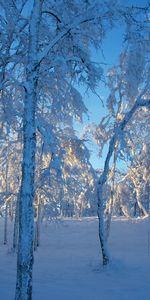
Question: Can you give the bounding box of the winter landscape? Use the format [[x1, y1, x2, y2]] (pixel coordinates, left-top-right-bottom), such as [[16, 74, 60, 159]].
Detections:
[[0, 0, 150, 299], [1, 217, 150, 300]]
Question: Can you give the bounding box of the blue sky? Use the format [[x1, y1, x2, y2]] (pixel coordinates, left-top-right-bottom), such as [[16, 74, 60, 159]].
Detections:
[[75, 25, 124, 169], [75, 0, 149, 169]]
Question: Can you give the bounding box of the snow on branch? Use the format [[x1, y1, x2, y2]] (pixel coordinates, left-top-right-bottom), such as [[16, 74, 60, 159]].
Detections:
[[98, 96, 150, 187]]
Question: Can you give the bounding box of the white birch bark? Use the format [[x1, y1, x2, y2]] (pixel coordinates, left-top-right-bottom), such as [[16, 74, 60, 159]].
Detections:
[[130, 170, 149, 217], [13, 194, 19, 251], [34, 194, 41, 251], [105, 146, 117, 240], [136, 187, 148, 217], [15, 2, 42, 299], [36, 199, 41, 247], [4, 151, 9, 245], [4, 198, 8, 245]]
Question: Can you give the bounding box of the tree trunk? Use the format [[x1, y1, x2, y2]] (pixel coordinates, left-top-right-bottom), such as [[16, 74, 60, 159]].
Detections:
[[97, 183, 109, 266], [4, 148, 9, 245], [15, 2, 42, 299], [13, 194, 19, 251], [105, 146, 117, 240], [136, 188, 148, 218], [4, 199, 8, 245], [34, 195, 41, 251], [15, 67, 37, 300]]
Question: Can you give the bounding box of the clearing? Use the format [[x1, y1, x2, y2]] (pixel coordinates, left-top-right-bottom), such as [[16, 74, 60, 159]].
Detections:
[[0, 217, 150, 300]]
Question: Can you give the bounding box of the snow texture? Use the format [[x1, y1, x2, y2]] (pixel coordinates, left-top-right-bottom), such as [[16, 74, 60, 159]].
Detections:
[[0, 217, 150, 300]]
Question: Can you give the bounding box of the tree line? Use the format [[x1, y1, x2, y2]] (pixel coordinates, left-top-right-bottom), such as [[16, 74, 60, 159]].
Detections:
[[0, 1, 149, 299]]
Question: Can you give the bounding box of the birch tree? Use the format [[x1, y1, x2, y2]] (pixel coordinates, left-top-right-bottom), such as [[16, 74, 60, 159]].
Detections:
[[97, 31, 150, 264], [11, 1, 118, 298], [15, 2, 43, 299], [83, 5, 150, 264]]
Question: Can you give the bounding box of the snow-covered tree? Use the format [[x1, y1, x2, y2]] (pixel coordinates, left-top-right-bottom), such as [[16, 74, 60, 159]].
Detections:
[[0, 1, 119, 298], [83, 6, 150, 264], [0, 1, 149, 295]]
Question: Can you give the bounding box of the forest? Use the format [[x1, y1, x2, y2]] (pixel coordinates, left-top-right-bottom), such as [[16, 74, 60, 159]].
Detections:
[[0, 1, 150, 299]]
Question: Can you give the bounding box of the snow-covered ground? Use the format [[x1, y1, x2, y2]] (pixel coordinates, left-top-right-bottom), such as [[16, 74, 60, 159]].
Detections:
[[0, 217, 150, 300]]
